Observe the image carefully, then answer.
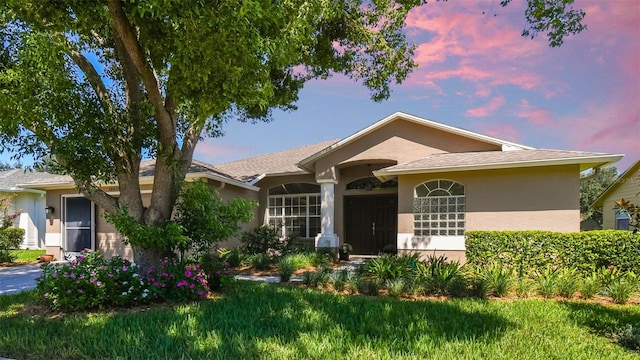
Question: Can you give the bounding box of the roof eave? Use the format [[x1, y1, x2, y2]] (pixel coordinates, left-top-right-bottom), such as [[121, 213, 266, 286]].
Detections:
[[373, 154, 624, 181], [591, 159, 640, 208]]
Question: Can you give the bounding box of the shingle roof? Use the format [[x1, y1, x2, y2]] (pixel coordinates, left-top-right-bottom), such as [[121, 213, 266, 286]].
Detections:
[[374, 149, 623, 177], [0, 169, 61, 189], [20, 159, 256, 190], [212, 139, 339, 182]]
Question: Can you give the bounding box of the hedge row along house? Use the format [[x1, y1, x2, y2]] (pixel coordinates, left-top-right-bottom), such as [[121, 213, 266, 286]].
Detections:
[[18, 112, 623, 262]]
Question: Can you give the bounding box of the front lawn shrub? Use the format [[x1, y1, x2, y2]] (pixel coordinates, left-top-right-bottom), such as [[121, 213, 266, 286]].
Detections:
[[385, 278, 405, 297], [0, 227, 25, 263], [580, 273, 601, 300], [514, 277, 535, 298], [217, 247, 245, 268], [535, 266, 559, 298], [249, 253, 272, 271], [466, 230, 640, 276], [419, 257, 465, 296], [199, 254, 235, 291], [36, 250, 150, 311], [302, 271, 317, 287], [144, 257, 209, 302], [278, 255, 296, 282], [241, 224, 289, 257], [556, 268, 581, 299], [365, 253, 419, 281], [474, 262, 514, 297], [329, 269, 349, 292], [604, 272, 638, 304]]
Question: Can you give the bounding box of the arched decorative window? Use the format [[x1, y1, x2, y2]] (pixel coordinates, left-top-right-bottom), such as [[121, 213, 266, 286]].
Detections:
[[346, 177, 398, 190], [268, 183, 321, 238], [414, 180, 465, 236]]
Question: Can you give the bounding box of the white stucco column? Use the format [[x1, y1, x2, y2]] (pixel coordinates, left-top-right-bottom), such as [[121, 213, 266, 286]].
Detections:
[[315, 179, 339, 248]]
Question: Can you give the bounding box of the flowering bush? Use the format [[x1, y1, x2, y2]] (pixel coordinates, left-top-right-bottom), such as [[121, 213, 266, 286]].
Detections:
[[199, 254, 236, 291], [36, 250, 150, 311], [144, 257, 209, 301]]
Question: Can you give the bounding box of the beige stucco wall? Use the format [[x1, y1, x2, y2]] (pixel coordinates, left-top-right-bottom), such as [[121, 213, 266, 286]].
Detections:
[[314, 119, 500, 177], [43, 180, 259, 260], [600, 165, 640, 229], [397, 165, 581, 237]]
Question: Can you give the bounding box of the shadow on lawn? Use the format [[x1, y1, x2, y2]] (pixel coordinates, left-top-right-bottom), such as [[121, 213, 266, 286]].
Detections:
[[560, 300, 640, 336], [0, 282, 515, 359]]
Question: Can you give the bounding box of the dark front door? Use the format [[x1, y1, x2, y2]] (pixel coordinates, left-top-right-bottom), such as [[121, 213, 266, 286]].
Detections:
[[345, 195, 397, 255]]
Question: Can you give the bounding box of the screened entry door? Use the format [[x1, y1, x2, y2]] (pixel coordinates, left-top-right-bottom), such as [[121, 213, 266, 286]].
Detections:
[[345, 195, 397, 255], [63, 197, 94, 256]]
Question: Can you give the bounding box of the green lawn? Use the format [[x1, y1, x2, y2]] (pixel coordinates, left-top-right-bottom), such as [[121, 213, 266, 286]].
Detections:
[[2, 249, 45, 264], [1, 281, 638, 360]]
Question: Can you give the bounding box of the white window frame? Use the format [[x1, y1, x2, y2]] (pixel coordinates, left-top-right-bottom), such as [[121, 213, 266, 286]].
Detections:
[[268, 193, 321, 238], [413, 180, 465, 237]]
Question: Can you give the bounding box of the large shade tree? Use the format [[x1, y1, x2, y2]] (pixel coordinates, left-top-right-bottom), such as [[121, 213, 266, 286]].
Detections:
[[0, 0, 586, 267]]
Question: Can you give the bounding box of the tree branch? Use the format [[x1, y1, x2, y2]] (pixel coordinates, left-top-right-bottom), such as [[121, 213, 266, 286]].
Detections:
[[105, 0, 174, 140], [55, 34, 115, 116]]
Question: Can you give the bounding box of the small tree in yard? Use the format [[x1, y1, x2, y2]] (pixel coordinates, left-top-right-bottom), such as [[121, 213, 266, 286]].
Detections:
[[0, 1, 587, 269], [0, 193, 24, 262]]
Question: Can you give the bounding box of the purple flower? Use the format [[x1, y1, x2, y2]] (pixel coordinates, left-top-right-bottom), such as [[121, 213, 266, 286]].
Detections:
[[189, 283, 195, 289], [215, 270, 221, 276], [63, 273, 69, 278], [70, 273, 76, 279], [90, 277, 96, 283], [96, 281, 102, 287], [108, 273, 114, 278], [122, 266, 129, 272], [197, 290, 206, 297], [66, 290, 72, 294], [98, 266, 105, 270], [153, 282, 160, 287], [78, 289, 84, 294], [51, 272, 58, 279], [177, 280, 188, 287]]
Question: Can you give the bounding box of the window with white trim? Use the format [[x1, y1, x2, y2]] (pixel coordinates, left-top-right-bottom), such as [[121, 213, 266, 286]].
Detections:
[[414, 180, 465, 236], [268, 183, 321, 238]]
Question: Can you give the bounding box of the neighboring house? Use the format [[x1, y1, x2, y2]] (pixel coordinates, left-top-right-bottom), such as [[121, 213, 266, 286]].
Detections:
[[21, 112, 623, 262], [0, 169, 60, 249], [591, 160, 640, 230]]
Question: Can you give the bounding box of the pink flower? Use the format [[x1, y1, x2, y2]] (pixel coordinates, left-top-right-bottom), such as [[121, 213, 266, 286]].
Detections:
[[96, 281, 102, 287], [215, 270, 221, 276], [70, 273, 76, 279], [90, 278, 96, 283], [197, 290, 206, 297], [78, 289, 84, 294], [66, 290, 72, 294], [177, 280, 188, 287], [189, 283, 195, 289], [108, 273, 114, 278], [122, 266, 129, 272], [63, 273, 68, 278]]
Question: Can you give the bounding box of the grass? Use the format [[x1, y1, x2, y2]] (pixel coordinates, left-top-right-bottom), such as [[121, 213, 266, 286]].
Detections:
[[1, 249, 45, 265], [1, 282, 639, 359]]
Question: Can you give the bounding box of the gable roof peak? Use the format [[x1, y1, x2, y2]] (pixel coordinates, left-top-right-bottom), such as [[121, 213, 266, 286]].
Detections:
[[298, 111, 534, 170]]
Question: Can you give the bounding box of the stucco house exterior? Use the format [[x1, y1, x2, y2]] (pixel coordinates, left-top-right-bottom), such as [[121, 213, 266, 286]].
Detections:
[[20, 112, 623, 262], [591, 160, 640, 230], [0, 169, 60, 249]]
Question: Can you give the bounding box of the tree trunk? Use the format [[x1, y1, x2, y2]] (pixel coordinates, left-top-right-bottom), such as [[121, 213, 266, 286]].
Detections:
[[132, 244, 170, 274]]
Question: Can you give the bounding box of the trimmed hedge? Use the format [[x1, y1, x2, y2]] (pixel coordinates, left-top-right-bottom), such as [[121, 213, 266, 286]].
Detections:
[[466, 230, 640, 276]]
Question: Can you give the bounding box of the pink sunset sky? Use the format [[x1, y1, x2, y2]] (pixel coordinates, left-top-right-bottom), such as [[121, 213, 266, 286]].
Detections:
[[195, 0, 640, 172]]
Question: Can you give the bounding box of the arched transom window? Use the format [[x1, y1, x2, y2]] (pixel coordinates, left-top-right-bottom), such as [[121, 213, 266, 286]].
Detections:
[[414, 180, 465, 236], [268, 183, 321, 238]]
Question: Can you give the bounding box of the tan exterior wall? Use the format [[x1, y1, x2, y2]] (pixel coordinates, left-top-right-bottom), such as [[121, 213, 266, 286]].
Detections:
[[397, 249, 466, 263], [207, 179, 260, 249], [43, 181, 258, 260], [398, 165, 581, 235], [314, 119, 500, 176], [600, 166, 640, 229]]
